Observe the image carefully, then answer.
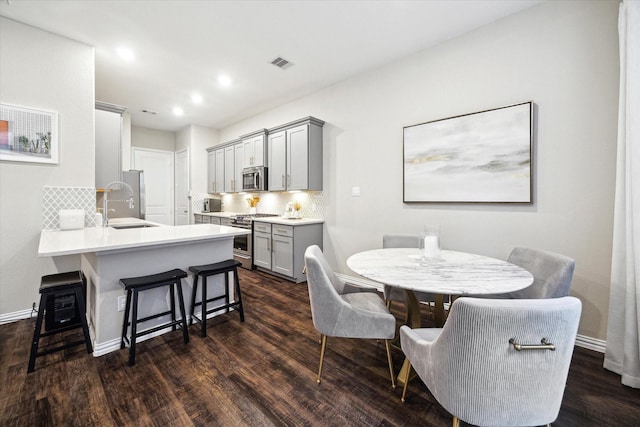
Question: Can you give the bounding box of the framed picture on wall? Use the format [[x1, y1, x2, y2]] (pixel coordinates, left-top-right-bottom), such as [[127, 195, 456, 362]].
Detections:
[[403, 101, 533, 203], [0, 103, 59, 164]]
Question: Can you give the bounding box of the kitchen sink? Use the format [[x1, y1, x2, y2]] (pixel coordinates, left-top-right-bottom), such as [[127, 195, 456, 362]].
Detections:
[[109, 223, 158, 230]]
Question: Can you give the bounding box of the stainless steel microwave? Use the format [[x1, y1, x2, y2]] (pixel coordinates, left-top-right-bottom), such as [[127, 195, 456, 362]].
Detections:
[[242, 166, 268, 191]]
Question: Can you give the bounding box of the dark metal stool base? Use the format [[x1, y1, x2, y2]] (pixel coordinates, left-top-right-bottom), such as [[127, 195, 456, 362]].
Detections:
[[28, 271, 93, 373], [189, 260, 245, 338], [120, 269, 189, 366]]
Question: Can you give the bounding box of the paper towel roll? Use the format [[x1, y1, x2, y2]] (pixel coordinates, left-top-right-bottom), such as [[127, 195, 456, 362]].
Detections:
[[59, 209, 85, 230]]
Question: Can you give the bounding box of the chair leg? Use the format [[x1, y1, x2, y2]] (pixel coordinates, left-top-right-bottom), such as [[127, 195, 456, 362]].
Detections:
[[384, 339, 396, 389], [233, 267, 245, 322], [175, 279, 190, 345], [121, 289, 132, 349], [27, 293, 47, 373], [129, 289, 139, 366], [189, 275, 199, 326], [452, 416, 461, 427], [201, 276, 208, 338], [73, 287, 93, 353], [317, 334, 327, 384], [169, 282, 177, 332], [401, 361, 413, 403]]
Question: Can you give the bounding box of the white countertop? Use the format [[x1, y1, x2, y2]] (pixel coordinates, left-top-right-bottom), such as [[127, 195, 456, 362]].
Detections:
[[253, 217, 324, 225], [194, 211, 324, 225], [195, 211, 238, 218], [38, 223, 250, 257]]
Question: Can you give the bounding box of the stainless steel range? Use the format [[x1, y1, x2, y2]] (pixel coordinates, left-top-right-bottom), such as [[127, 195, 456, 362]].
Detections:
[[229, 213, 278, 269]]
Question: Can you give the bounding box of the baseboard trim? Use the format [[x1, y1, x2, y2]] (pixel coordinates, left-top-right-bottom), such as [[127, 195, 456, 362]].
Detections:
[[0, 308, 35, 325], [336, 273, 607, 353], [575, 334, 606, 353]]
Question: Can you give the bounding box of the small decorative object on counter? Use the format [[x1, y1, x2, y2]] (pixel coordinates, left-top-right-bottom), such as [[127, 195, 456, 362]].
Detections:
[[293, 201, 302, 218], [246, 197, 260, 214]]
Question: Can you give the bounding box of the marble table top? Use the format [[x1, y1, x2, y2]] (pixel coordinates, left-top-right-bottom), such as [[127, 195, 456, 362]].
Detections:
[[347, 248, 533, 296]]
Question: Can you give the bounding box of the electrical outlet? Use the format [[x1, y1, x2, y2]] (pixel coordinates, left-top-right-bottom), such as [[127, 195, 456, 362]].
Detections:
[[117, 295, 127, 312]]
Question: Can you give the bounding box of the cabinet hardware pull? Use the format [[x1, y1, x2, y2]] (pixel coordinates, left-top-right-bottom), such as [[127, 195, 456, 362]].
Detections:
[[281, 174, 285, 187], [509, 338, 555, 351]]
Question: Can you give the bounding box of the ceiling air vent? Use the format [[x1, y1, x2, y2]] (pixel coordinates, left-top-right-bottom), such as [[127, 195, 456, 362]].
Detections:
[[271, 56, 293, 70]]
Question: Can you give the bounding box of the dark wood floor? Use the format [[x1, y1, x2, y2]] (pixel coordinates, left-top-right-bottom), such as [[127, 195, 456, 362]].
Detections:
[[1, 269, 639, 426]]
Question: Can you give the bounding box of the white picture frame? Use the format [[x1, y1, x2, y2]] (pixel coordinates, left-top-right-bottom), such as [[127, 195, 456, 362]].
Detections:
[[403, 102, 533, 203], [0, 103, 59, 164]]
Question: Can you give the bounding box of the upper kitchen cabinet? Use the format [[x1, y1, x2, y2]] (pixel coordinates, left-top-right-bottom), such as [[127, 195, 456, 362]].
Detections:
[[95, 101, 127, 189], [241, 129, 267, 168], [223, 140, 243, 193], [267, 117, 324, 191], [207, 146, 224, 193]]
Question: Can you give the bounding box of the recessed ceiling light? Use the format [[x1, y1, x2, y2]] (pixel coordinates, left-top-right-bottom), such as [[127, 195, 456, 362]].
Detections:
[[191, 94, 203, 104], [116, 47, 134, 61], [218, 75, 232, 87], [172, 107, 184, 116]]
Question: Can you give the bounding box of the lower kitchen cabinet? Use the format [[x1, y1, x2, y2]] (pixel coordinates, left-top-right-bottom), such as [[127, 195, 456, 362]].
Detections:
[[193, 213, 221, 225], [253, 221, 323, 283]]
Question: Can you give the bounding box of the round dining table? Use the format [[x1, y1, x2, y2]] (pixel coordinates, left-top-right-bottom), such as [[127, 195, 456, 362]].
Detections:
[[346, 248, 534, 384]]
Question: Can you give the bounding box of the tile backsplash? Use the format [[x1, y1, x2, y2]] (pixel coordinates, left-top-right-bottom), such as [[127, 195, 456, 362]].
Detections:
[[43, 186, 97, 230], [191, 191, 327, 219]]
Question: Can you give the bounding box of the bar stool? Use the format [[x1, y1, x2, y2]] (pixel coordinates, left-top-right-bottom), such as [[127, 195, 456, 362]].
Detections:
[[188, 259, 245, 337], [120, 268, 189, 366], [28, 271, 93, 373]]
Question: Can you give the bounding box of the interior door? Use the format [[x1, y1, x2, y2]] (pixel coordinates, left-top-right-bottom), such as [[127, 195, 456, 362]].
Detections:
[[175, 149, 189, 225], [133, 147, 174, 225]]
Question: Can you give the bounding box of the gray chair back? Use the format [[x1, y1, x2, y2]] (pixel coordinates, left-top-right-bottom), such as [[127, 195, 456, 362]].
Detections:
[[382, 234, 421, 249], [507, 247, 575, 298], [400, 296, 582, 426]]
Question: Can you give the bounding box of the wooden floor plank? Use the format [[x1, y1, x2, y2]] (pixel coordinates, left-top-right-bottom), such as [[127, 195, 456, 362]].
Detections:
[[1, 269, 639, 426]]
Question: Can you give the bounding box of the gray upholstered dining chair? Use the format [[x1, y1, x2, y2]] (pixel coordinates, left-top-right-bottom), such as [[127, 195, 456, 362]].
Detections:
[[382, 234, 444, 310], [304, 245, 396, 387], [400, 296, 582, 427], [486, 247, 575, 299]]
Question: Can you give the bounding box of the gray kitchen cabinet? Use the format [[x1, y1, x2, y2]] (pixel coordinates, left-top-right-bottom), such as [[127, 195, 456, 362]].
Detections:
[[253, 222, 272, 270], [206, 147, 224, 194], [267, 117, 324, 191], [224, 145, 235, 192], [95, 102, 126, 189], [241, 129, 266, 168], [195, 214, 222, 224], [253, 220, 323, 283], [234, 142, 244, 192], [271, 225, 294, 277]]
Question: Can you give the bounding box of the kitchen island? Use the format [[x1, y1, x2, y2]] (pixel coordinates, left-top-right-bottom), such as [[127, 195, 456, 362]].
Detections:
[[38, 223, 250, 356]]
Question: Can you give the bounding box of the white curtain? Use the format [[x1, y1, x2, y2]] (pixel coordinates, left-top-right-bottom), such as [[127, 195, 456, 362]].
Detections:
[[604, 0, 640, 389]]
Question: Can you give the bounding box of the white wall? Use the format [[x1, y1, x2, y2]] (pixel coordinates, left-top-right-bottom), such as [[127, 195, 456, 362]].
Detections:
[[219, 1, 619, 341], [0, 17, 95, 315], [131, 125, 175, 152], [176, 124, 219, 195]]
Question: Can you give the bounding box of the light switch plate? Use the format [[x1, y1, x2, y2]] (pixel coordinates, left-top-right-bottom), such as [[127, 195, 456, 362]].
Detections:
[[352, 187, 361, 197], [117, 295, 127, 312]]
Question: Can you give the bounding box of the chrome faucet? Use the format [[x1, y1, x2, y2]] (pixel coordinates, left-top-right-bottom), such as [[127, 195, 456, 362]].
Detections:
[[103, 181, 135, 227]]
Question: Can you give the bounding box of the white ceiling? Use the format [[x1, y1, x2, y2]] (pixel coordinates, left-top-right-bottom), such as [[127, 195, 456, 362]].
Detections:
[[0, 0, 541, 132]]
